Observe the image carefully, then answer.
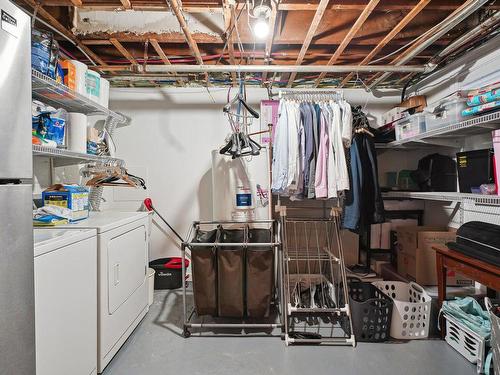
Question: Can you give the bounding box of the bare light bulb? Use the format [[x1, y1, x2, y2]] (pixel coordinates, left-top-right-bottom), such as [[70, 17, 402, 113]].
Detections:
[[253, 17, 269, 39]]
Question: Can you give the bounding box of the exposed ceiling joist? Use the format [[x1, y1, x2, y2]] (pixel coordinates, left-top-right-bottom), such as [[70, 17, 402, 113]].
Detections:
[[222, 0, 237, 86], [167, 0, 203, 65], [38, 0, 498, 12], [286, 0, 330, 88], [314, 0, 380, 87], [120, 0, 132, 9], [18, 0, 107, 67], [69, 0, 82, 6], [110, 38, 138, 65], [166, 0, 209, 83], [262, 0, 279, 85], [149, 38, 171, 64], [339, 0, 430, 88], [367, 0, 487, 88]]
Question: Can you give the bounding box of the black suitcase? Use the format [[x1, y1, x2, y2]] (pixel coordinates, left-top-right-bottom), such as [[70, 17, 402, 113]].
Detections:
[[446, 221, 500, 267]]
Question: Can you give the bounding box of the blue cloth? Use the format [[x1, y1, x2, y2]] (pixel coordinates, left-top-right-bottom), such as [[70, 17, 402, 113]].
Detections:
[[343, 138, 362, 230]]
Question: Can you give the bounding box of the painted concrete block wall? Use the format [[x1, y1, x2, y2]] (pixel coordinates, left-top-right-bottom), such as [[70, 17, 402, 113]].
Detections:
[[104, 87, 397, 260]]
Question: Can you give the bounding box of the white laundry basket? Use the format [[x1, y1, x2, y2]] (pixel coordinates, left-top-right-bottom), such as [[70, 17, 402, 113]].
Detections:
[[372, 281, 432, 339], [443, 313, 488, 374]]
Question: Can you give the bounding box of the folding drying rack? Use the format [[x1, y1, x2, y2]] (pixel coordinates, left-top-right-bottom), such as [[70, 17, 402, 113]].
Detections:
[[278, 205, 356, 346], [181, 219, 284, 337]]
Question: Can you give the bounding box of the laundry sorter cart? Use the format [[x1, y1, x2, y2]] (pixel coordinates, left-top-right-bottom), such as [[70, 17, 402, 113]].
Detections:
[[181, 220, 284, 337], [279, 205, 355, 346]]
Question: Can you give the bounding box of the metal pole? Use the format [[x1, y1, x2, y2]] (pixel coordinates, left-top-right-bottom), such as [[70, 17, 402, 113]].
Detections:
[[133, 64, 427, 74]]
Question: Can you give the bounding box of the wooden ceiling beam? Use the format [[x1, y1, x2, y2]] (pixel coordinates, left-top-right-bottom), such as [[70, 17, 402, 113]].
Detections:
[[286, 0, 330, 88], [18, 0, 107, 67], [39, 0, 497, 12], [339, 0, 430, 88], [149, 39, 172, 64], [262, 0, 278, 85], [70, 0, 82, 6], [110, 38, 138, 65], [314, 0, 380, 87], [167, 0, 204, 65], [166, 0, 209, 83], [120, 0, 132, 8], [222, 0, 238, 86]]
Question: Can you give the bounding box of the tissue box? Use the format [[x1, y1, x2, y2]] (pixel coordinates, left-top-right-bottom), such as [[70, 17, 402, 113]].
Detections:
[[42, 184, 89, 222]]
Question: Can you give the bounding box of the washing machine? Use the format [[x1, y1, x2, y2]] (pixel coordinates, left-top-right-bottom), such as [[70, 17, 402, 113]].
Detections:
[[52, 211, 151, 373], [34, 228, 98, 375]]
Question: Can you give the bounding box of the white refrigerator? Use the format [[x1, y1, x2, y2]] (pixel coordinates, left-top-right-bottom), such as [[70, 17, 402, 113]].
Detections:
[[0, 1, 35, 375]]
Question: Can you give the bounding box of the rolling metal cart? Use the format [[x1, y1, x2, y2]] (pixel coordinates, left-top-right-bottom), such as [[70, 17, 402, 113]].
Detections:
[[278, 205, 356, 346], [181, 220, 284, 337]]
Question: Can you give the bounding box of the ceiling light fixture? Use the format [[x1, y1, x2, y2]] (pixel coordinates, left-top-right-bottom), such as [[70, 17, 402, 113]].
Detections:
[[252, 4, 271, 39]]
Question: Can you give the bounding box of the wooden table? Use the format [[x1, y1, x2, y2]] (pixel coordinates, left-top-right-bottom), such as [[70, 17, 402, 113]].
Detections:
[[433, 244, 500, 310]]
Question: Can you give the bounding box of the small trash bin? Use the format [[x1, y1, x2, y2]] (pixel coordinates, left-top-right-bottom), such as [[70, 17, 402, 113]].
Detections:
[[149, 257, 189, 290]]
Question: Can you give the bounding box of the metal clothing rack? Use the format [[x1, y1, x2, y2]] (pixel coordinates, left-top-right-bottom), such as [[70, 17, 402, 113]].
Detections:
[[277, 89, 344, 100], [278, 204, 356, 346], [181, 219, 284, 337]]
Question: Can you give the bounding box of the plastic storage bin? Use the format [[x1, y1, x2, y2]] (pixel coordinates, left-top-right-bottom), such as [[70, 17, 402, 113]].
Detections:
[[348, 278, 393, 342], [217, 228, 246, 317], [246, 228, 274, 318], [395, 114, 426, 141], [372, 281, 432, 339], [149, 257, 189, 289], [191, 229, 218, 316], [443, 313, 488, 374], [426, 97, 468, 131], [486, 298, 500, 375]]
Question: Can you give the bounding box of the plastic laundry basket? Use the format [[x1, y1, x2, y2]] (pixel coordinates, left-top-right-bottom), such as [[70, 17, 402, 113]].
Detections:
[[373, 281, 431, 340], [348, 278, 393, 342], [443, 313, 488, 374], [486, 298, 500, 375]]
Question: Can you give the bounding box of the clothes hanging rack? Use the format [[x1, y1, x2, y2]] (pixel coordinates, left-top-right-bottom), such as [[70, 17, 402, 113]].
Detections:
[[277, 89, 344, 100]]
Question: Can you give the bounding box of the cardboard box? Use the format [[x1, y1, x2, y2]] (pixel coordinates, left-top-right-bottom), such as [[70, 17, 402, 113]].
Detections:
[[42, 184, 89, 222], [396, 227, 473, 286]]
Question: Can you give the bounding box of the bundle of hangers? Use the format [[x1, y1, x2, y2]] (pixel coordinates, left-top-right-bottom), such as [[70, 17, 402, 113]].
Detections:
[[219, 81, 263, 159], [81, 162, 146, 189]]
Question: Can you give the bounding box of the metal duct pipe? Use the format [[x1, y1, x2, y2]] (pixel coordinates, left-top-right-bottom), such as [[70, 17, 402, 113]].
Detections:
[[436, 10, 500, 59], [136, 64, 427, 74], [368, 0, 490, 89]]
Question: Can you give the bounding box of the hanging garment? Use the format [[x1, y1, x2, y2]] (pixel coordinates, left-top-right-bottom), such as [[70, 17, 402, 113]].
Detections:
[[314, 108, 329, 198], [301, 103, 314, 197], [271, 100, 289, 193], [343, 132, 385, 231]]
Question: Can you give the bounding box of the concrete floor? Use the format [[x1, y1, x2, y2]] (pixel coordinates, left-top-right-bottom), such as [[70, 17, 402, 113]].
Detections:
[[102, 290, 476, 375]]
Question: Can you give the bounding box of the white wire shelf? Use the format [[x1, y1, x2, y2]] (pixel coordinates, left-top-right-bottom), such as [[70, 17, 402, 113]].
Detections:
[[381, 110, 500, 149], [33, 144, 124, 165], [31, 69, 125, 121], [383, 191, 500, 206]]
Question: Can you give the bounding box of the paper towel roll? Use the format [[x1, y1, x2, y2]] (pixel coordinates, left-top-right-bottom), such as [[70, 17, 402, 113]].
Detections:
[[85, 70, 101, 104], [99, 78, 110, 108], [67, 113, 88, 153], [69, 60, 87, 96]]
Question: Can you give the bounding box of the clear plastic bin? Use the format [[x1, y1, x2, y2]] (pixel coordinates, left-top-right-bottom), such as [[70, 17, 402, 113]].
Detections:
[[426, 98, 468, 131], [395, 113, 426, 141]]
